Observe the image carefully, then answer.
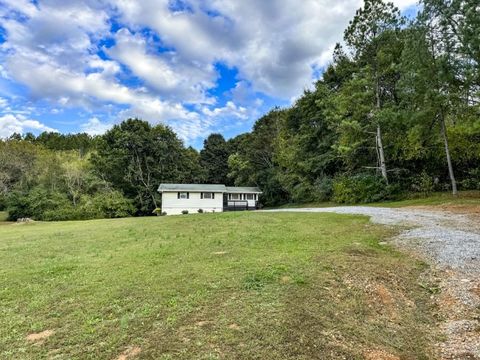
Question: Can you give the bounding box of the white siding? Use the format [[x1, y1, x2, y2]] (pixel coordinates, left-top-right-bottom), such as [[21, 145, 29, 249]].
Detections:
[[161, 191, 223, 215]]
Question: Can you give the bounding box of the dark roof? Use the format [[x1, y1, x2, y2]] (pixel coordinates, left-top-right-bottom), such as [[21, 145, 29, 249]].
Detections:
[[158, 184, 226, 192], [158, 184, 262, 193], [225, 186, 262, 193]]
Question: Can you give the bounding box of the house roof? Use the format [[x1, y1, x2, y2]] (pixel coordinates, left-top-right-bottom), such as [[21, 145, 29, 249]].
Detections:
[[225, 186, 262, 193], [158, 184, 226, 192], [158, 184, 262, 193]]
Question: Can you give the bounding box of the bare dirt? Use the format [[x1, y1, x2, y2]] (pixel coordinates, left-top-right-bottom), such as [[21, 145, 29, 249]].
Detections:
[[115, 346, 141, 360], [26, 329, 54, 345]]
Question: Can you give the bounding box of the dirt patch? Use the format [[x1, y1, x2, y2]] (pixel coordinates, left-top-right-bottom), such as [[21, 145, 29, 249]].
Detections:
[[363, 349, 400, 360], [228, 323, 240, 330], [280, 276, 291, 284], [26, 329, 54, 345], [364, 283, 398, 319], [195, 320, 212, 327], [115, 346, 141, 360]]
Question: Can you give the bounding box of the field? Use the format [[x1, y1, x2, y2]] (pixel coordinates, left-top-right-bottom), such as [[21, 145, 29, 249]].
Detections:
[[0, 212, 437, 359]]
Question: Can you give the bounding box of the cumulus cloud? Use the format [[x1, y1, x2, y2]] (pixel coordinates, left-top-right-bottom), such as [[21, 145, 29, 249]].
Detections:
[[107, 28, 216, 104], [0, 113, 56, 138], [80, 117, 113, 136], [0, 0, 417, 142]]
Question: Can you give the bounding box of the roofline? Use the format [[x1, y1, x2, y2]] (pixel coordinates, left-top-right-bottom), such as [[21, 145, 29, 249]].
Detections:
[[157, 183, 262, 193]]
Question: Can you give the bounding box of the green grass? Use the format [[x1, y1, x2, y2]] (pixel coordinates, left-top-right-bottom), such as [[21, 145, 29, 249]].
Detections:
[[372, 190, 480, 208], [0, 212, 437, 359], [272, 190, 480, 209]]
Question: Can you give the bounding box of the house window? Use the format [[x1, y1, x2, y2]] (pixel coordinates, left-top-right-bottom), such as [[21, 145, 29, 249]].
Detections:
[[178, 192, 189, 199], [246, 193, 255, 200], [202, 192, 214, 199], [230, 193, 240, 200]]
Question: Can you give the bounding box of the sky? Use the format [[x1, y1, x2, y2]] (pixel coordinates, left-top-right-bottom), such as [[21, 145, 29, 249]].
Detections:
[[0, 0, 417, 148]]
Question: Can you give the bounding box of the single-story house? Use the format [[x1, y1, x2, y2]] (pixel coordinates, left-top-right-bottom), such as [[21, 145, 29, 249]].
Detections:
[[157, 184, 262, 215]]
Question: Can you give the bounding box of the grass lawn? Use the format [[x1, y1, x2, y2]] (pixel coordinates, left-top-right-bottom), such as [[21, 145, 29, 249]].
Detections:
[[272, 190, 480, 210], [0, 212, 437, 359], [373, 190, 480, 208]]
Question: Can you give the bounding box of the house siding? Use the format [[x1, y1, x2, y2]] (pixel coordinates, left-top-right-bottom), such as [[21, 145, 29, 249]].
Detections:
[[161, 191, 223, 215]]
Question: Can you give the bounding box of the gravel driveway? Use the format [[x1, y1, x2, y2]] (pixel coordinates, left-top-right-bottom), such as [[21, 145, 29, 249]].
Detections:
[[263, 206, 480, 359]]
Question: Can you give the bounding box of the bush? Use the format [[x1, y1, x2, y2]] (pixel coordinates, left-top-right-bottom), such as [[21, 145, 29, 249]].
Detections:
[[197, 208, 204, 213], [161, 211, 167, 216], [181, 210, 189, 215], [6, 187, 133, 221], [460, 168, 480, 190], [332, 174, 397, 204], [6, 188, 72, 221], [89, 191, 135, 218], [411, 171, 435, 196], [313, 177, 333, 202]]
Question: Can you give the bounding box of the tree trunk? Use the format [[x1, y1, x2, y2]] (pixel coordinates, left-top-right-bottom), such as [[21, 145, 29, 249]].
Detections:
[[375, 75, 388, 183], [376, 125, 388, 183], [440, 116, 458, 196]]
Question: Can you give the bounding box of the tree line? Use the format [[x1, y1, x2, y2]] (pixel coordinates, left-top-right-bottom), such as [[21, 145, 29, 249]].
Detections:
[[1, 0, 479, 220]]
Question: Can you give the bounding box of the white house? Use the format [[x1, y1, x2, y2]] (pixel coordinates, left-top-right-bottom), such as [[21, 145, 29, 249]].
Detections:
[[157, 184, 262, 215]]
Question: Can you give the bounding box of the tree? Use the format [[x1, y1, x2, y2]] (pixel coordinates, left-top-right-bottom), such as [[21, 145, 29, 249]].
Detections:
[[199, 134, 230, 184], [93, 119, 194, 214], [399, 1, 477, 195], [344, 0, 404, 182]]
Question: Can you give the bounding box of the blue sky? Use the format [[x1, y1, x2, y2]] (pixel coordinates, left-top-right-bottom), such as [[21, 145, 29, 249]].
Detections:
[[0, 0, 417, 148]]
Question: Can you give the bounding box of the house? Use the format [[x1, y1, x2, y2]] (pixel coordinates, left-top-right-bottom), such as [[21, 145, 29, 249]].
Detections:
[[157, 184, 262, 215]]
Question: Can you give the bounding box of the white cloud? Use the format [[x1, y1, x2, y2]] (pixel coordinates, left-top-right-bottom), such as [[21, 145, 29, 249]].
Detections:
[[80, 117, 113, 136], [0, 0, 418, 142], [111, 0, 415, 99], [0, 113, 56, 137], [107, 28, 216, 104], [201, 101, 248, 120]]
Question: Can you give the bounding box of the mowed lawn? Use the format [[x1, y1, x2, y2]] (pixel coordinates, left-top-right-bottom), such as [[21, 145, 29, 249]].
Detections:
[[0, 212, 437, 359]]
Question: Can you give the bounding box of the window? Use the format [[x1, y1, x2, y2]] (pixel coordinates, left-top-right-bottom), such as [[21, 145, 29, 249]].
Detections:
[[246, 193, 255, 200], [178, 192, 189, 199], [202, 192, 214, 199], [230, 193, 240, 200]]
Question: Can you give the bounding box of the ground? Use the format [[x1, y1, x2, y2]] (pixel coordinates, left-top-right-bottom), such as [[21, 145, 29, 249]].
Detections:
[[265, 205, 480, 359], [0, 212, 436, 359]]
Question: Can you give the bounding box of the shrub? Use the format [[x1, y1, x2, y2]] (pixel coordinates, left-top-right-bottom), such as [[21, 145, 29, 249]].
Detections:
[[332, 174, 397, 204], [90, 191, 135, 218], [181, 210, 189, 215], [313, 177, 333, 202], [460, 168, 480, 190], [6, 188, 72, 221], [6, 187, 133, 221], [411, 171, 434, 196], [161, 211, 167, 216], [197, 208, 204, 213]]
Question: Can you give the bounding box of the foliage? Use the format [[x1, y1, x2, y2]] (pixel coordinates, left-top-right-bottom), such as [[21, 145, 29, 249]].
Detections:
[[181, 210, 189, 215], [92, 119, 202, 215], [332, 174, 396, 203], [200, 133, 231, 185]]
